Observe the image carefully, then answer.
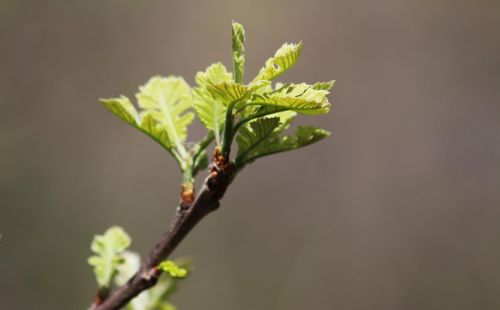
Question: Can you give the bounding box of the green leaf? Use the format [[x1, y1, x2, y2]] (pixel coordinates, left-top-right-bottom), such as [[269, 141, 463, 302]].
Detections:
[[192, 63, 233, 143], [88, 226, 131, 289], [101, 76, 194, 161], [312, 80, 336, 91], [158, 260, 189, 278], [206, 82, 249, 106], [238, 126, 330, 165], [247, 83, 331, 115], [101, 95, 138, 126], [206, 80, 270, 108], [116, 253, 190, 310], [236, 117, 281, 160], [136, 76, 194, 158], [252, 42, 303, 82], [232, 22, 245, 83], [101, 98, 174, 153]]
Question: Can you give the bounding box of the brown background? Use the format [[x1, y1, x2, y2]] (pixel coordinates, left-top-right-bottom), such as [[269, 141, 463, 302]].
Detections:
[[1, 0, 500, 309]]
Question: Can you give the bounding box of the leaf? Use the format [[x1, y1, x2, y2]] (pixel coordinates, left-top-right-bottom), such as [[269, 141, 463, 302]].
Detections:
[[231, 22, 245, 83], [206, 82, 249, 106], [206, 80, 271, 108], [238, 126, 330, 165], [252, 42, 303, 82], [192, 63, 233, 142], [116, 254, 190, 310], [136, 76, 194, 157], [101, 96, 138, 125], [247, 83, 331, 115], [88, 226, 131, 288], [158, 260, 189, 278], [101, 98, 173, 151], [312, 80, 336, 91], [100, 76, 194, 160], [236, 117, 281, 160]]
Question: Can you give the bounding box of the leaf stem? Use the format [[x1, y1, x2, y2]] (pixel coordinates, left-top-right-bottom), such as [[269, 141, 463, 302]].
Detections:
[[221, 103, 235, 158]]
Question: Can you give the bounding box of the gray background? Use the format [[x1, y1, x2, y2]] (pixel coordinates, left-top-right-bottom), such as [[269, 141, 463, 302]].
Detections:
[[1, 0, 500, 309]]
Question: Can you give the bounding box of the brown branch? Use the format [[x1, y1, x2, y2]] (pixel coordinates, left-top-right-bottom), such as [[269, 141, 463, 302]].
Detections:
[[90, 155, 234, 310]]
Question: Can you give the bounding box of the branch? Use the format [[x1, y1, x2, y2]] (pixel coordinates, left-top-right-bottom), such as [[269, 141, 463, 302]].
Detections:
[[90, 152, 235, 310]]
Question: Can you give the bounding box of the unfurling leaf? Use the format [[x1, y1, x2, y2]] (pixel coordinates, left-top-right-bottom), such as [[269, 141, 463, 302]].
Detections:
[[252, 42, 303, 82], [88, 226, 131, 288], [231, 22, 245, 83]]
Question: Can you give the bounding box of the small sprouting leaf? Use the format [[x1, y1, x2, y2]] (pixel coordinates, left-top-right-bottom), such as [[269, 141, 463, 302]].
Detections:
[[193, 63, 233, 143], [116, 253, 190, 310], [158, 260, 189, 278], [236, 117, 281, 160], [231, 22, 245, 83], [88, 226, 131, 289], [252, 42, 303, 82]]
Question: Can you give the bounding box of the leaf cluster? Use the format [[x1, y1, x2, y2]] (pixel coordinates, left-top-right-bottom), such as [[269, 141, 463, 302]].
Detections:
[[100, 22, 334, 182]]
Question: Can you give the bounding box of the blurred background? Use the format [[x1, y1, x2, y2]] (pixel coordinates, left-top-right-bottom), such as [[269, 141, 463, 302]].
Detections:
[[1, 0, 500, 309]]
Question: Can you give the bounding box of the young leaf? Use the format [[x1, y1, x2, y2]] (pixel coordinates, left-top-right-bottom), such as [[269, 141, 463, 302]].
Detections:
[[236, 117, 281, 160], [238, 125, 330, 166], [248, 83, 331, 115], [101, 98, 178, 157], [149, 259, 191, 307], [116, 253, 190, 310], [206, 80, 270, 108], [136, 76, 194, 158], [192, 63, 233, 143], [100, 76, 194, 162], [312, 80, 336, 91], [252, 42, 303, 82], [158, 260, 189, 278], [206, 82, 249, 106], [231, 22, 245, 83], [101, 96, 138, 126], [88, 226, 131, 289]]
